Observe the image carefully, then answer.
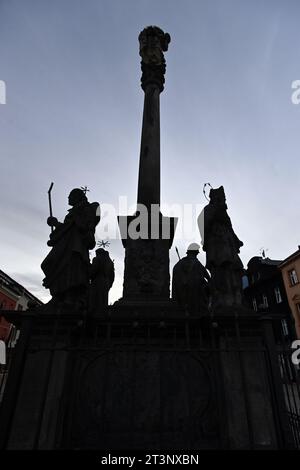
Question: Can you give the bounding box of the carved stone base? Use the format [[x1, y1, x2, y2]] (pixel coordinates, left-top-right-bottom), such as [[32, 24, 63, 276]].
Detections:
[[122, 238, 171, 299], [118, 213, 177, 300]]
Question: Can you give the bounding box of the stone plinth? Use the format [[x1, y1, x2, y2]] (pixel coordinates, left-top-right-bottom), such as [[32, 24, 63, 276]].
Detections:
[[118, 212, 177, 300]]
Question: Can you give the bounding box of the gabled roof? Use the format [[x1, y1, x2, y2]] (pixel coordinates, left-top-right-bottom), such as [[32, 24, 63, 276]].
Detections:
[[0, 269, 42, 305], [278, 247, 300, 269], [261, 258, 282, 266], [247, 256, 282, 269]]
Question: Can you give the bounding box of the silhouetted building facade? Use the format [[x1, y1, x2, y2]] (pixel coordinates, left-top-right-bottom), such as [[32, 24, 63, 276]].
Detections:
[[0, 270, 42, 405], [244, 257, 293, 336], [0, 269, 42, 341]]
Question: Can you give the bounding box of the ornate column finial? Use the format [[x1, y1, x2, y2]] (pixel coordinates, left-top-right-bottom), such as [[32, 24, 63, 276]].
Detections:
[[138, 26, 171, 92]]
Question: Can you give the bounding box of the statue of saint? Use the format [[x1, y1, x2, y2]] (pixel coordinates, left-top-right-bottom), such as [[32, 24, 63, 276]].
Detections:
[[172, 243, 210, 314], [89, 248, 115, 314], [138, 26, 170, 65], [200, 186, 244, 310], [41, 188, 100, 311], [138, 26, 171, 92]]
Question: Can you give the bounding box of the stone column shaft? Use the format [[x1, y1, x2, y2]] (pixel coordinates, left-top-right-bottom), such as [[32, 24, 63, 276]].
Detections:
[[137, 85, 161, 209]]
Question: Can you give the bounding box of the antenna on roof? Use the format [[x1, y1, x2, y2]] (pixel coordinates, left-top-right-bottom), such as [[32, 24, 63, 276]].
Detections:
[[260, 247, 269, 259]]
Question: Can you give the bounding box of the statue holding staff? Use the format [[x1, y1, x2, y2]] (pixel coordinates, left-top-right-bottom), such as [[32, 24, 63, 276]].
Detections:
[[41, 187, 100, 311]]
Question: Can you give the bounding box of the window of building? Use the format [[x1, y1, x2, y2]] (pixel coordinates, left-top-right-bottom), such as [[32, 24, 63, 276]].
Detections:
[[288, 268, 299, 286], [274, 286, 282, 304], [252, 298, 257, 311], [262, 294, 268, 308]]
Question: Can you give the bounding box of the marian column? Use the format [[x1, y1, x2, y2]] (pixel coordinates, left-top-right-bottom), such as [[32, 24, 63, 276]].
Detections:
[[118, 26, 177, 301]]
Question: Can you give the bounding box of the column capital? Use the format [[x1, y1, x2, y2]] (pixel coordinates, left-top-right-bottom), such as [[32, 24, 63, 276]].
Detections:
[[138, 26, 171, 92]]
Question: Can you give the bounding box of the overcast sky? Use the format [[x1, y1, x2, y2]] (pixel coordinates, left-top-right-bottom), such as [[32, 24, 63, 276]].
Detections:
[[0, 0, 299, 303]]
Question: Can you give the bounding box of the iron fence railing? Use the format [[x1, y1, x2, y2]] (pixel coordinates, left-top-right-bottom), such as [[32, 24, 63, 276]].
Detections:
[[0, 309, 299, 449]]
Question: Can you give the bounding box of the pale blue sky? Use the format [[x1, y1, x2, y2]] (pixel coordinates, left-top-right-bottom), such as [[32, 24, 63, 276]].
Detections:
[[0, 0, 299, 302]]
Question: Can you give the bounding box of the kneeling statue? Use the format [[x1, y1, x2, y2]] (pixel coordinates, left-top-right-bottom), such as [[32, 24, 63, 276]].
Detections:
[[172, 243, 210, 314], [89, 248, 115, 315]]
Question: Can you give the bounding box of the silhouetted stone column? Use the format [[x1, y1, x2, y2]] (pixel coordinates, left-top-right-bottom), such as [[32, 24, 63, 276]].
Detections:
[[118, 27, 177, 301], [137, 26, 170, 208], [137, 85, 161, 208]]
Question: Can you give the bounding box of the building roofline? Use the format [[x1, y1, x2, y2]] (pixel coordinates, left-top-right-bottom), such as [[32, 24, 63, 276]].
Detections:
[[0, 283, 20, 301], [247, 256, 283, 269], [278, 248, 300, 269], [0, 269, 43, 305]]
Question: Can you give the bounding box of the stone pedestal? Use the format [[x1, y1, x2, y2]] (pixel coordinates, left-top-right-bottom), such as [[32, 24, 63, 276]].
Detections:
[[118, 213, 177, 300], [0, 309, 295, 450]]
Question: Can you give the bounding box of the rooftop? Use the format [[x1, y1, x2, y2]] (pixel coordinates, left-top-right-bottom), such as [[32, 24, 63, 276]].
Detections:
[[278, 246, 300, 269], [0, 269, 42, 305]]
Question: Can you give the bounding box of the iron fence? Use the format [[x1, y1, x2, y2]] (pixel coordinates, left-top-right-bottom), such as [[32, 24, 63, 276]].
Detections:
[[0, 309, 299, 450]]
